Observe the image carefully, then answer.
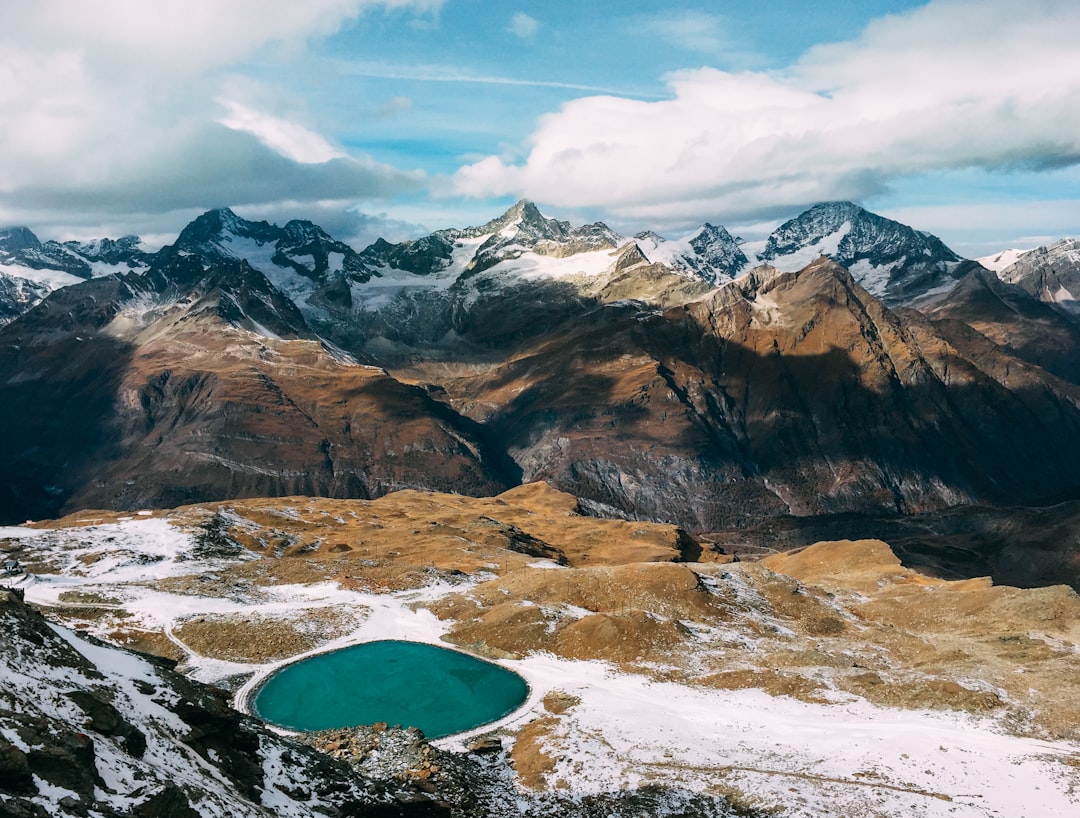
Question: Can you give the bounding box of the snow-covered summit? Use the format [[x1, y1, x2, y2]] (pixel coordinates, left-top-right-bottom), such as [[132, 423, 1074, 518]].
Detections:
[[637, 223, 749, 286], [977, 247, 1034, 273], [0, 225, 151, 324], [359, 200, 623, 282], [756, 201, 963, 303], [997, 237, 1080, 317]]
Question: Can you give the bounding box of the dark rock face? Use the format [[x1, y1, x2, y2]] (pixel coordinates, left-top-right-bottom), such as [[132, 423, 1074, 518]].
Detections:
[[0, 275, 50, 325], [673, 224, 750, 285], [362, 235, 456, 276], [0, 228, 42, 255]]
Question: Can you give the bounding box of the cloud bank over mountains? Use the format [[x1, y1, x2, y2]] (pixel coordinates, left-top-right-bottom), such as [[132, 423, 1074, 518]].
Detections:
[[1, 0, 1078, 251], [454, 0, 1080, 226], [0, 0, 439, 237]]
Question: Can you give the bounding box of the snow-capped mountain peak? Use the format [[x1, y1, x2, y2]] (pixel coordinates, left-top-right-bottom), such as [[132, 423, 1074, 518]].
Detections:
[[977, 247, 1033, 273], [635, 222, 749, 286], [996, 237, 1080, 317], [757, 201, 962, 302], [0, 225, 152, 324]]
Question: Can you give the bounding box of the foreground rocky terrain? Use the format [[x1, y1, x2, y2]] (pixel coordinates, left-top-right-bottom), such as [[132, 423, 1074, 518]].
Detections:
[[3, 484, 1078, 817], [0, 587, 449, 818]]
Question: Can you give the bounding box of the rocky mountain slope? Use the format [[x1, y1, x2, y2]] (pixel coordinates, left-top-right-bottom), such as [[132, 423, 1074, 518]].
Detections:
[[390, 257, 1080, 529], [0, 250, 515, 524], [917, 261, 1080, 384], [2, 201, 1079, 535]]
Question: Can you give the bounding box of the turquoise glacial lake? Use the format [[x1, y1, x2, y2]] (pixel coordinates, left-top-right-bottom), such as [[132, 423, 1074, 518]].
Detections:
[[252, 640, 529, 738]]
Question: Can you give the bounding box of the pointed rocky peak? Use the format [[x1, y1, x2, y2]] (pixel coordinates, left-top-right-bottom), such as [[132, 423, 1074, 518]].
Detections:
[[687, 223, 749, 272], [466, 199, 568, 242], [759, 201, 963, 304], [174, 207, 278, 251], [503, 198, 546, 227], [613, 242, 649, 271], [281, 218, 333, 243], [0, 226, 42, 253], [997, 237, 1080, 318]]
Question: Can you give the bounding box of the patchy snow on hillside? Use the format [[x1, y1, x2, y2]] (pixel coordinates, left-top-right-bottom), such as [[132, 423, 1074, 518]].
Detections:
[[4, 516, 1078, 818], [764, 221, 853, 273]]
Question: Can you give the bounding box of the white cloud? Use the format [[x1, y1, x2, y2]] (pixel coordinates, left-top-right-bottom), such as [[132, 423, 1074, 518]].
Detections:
[[637, 11, 732, 56], [508, 12, 541, 39], [218, 99, 346, 163], [377, 96, 415, 118], [453, 0, 1080, 225], [0, 0, 440, 230]]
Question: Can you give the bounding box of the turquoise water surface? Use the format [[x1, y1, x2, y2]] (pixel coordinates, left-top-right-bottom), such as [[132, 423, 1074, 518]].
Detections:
[[252, 640, 529, 738]]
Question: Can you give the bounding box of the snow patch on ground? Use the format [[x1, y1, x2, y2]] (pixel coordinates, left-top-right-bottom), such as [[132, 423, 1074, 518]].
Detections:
[[6, 517, 1079, 817]]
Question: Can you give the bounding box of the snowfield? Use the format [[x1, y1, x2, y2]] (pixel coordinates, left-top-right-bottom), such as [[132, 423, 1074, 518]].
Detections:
[[2, 515, 1078, 817]]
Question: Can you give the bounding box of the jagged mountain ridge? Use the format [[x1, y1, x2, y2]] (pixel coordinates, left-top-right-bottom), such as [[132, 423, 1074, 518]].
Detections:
[[3, 201, 1080, 530], [0, 199, 969, 329], [635, 223, 749, 286], [0, 226, 151, 325]]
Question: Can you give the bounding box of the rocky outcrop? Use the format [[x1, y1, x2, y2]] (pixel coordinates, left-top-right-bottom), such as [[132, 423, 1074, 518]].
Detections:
[[997, 237, 1080, 317], [0, 589, 441, 817]]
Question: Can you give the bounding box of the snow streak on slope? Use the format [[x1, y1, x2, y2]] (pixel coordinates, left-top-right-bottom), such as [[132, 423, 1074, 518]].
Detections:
[[0, 588, 402, 817]]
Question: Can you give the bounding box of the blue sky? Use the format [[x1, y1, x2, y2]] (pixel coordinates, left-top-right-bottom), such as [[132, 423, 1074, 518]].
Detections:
[[1, 1, 1079, 256]]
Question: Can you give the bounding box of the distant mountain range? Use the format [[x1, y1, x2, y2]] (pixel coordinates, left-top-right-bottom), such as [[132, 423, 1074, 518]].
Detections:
[[5, 200, 1077, 325], [3, 201, 1080, 552]]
